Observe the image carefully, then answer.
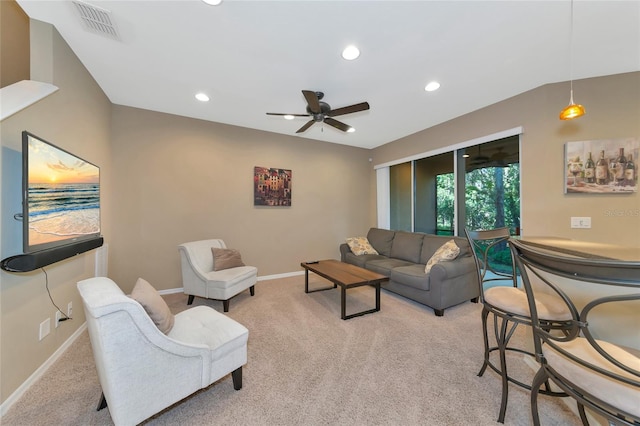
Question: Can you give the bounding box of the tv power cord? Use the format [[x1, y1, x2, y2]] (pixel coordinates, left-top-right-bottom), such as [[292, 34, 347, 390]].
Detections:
[[43, 267, 73, 322]]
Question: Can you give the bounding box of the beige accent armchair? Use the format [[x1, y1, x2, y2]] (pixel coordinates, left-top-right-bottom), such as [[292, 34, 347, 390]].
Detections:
[[178, 239, 257, 311], [77, 277, 248, 426]]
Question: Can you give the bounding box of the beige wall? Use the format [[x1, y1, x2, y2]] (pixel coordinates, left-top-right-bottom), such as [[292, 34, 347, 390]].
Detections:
[[109, 106, 372, 292], [1, 5, 638, 413], [0, 22, 112, 405], [0, 0, 30, 88], [372, 72, 640, 247], [0, 15, 371, 406]]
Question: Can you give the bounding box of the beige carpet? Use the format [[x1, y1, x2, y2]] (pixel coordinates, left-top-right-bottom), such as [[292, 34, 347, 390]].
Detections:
[[3, 275, 581, 425]]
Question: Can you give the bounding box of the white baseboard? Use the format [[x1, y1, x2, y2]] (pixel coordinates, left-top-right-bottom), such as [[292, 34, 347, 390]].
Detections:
[[158, 270, 305, 295], [257, 271, 304, 281], [0, 322, 87, 417], [158, 287, 184, 295]]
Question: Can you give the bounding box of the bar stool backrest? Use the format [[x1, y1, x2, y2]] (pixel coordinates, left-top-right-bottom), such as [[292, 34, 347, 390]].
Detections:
[[509, 239, 640, 425], [465, 227, 517, 300]]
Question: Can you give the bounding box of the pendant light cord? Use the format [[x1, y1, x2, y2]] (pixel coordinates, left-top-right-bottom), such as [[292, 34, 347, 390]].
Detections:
[[559, 0, 585, 120], [569, 0, 574, 96]]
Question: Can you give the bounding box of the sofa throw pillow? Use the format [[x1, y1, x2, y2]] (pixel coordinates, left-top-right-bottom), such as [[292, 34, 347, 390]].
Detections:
[[212, 248, 245, 271], [346, 237, 379, 256], [130, 278, 175, 334], [425, 239, 460, 274]]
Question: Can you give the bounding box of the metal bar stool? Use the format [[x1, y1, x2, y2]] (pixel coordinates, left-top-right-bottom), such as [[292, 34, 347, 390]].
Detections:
[[510, 239, 640, 426], [465, 228, 569, 423]]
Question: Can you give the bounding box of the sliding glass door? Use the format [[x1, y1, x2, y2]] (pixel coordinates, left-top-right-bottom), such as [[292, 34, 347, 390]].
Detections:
[[389, 162, 412, 232], [459, 136, 520, 236], [388, 135, 520, 245], [415, 152, 454, 235]]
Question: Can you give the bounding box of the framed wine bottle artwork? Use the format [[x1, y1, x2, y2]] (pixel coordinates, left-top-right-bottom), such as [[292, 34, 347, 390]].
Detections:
[[565, 138, 638, 194]]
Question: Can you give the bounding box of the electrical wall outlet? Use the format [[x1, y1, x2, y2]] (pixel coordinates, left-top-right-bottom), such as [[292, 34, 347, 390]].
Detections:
[[55, 311, 63, 328], [67, 302, 73, 318], [570, 217, 591, 229], [39, 318, 51, 341]]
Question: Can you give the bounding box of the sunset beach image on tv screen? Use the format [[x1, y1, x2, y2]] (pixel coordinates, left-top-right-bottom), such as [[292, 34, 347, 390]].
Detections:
[[26, 135, 100, 249]]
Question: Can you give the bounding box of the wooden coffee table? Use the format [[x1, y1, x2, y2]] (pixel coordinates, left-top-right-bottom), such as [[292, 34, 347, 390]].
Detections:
[[300, 259, 388, 320]]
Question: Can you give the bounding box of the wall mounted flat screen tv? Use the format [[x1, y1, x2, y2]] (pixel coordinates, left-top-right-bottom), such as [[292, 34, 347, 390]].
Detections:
[[22, 131, 101, 253]]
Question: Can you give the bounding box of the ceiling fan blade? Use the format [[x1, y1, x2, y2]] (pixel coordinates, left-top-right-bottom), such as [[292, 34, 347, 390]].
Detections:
[[296, 120, 315, 133], [266, 113, 310, 117], [328, 102, 370, 117], [324, 117, 351, 132], [302, 90, 321, 114]]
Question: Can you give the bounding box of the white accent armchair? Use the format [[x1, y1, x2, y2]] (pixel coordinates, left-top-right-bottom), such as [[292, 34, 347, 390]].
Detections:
[[178, 239, 257, 311], [77, 277, 249, 426]]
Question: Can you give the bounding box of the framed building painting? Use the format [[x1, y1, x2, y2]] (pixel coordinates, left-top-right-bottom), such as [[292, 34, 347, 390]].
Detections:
[[565, 137, 638, 194], [254, 166, 292, 206]]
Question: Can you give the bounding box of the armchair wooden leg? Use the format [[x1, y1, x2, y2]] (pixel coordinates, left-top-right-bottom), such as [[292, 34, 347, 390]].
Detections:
[[96, 392, 107, 411], [223, 299, 230, 312], [434, 308, 444, 317], [250, 285, 255, 296], [187, 295, 195, 305], [231, 367, 243, 390]]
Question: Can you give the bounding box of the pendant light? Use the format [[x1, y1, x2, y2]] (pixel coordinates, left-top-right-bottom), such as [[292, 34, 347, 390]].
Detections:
[[559, 0, 585, 120]]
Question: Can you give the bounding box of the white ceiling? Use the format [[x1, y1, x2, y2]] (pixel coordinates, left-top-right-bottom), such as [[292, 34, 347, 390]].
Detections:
[[16, 0, 640, 149]]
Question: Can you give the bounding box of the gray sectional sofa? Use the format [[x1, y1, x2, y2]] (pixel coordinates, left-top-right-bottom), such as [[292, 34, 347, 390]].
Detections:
[[339, 228, 479, 316]]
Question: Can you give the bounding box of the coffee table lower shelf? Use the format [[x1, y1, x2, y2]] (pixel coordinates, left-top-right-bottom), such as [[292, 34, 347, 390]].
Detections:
[[301, 260, 388, 320]]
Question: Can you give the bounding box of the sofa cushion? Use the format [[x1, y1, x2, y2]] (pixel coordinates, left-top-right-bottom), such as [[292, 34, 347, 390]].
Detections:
[[425, 239, 460, 273], [366, 258, 414, 276], [344, 252, 387, 268], [130, 278, 175, 334], [212, 248, 245, 271], [420, 235, 466, 264], [346, 237, 379, 255], [452, 236, 471, 258], [367, 228, 395, 257], [390, 231, 424, 263], [454, 238, 472, 258], [390, 264, 430, 291]]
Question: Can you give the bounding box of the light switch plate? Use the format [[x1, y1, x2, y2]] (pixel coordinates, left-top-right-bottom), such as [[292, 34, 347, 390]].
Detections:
[[570, 217, 591, 229]]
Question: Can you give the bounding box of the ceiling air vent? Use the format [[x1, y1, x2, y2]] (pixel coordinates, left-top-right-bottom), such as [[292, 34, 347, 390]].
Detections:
[[72, 1, 121, 41]]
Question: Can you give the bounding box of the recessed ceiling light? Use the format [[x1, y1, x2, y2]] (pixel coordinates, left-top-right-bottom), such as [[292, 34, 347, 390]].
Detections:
[[284, 115, 294, 120], [425, 81, 441, 92], [347, 127, 356, 133], [195, 93, 210, 102], [342, 45, 360, 60], [202, 0, 222, 5]]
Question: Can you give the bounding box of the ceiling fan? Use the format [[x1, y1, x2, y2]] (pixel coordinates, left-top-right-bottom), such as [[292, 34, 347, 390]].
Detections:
[[266, 90, 370, 134], [470, 145, 490, 165], [490, 147, 511, 164], [469, 146, 518, 168]]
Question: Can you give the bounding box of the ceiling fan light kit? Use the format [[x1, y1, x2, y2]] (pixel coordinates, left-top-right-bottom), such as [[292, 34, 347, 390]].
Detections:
[[266, 90, 369, 134]]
